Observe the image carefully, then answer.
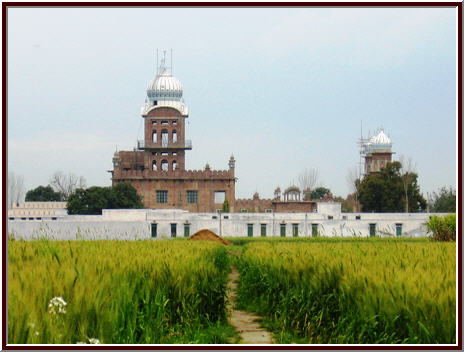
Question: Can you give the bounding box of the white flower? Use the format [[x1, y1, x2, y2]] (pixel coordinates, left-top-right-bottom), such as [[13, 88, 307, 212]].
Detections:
[[35, 331, 40, 336], [48, 296, 67, 315], [88, 338, 100, 344]]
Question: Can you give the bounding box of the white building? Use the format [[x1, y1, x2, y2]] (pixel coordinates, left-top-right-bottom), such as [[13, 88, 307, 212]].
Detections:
[[7, 202, 445, 240], [8, 202, 68, 220]]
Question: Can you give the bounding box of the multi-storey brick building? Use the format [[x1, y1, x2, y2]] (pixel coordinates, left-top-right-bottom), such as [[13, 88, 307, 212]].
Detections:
[[110, 56, 236, 212]]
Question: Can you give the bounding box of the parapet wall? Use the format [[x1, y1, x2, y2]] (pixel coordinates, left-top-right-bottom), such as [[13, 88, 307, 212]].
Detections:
[[235, 198, 273, 212], [113, 168, 234, 180]]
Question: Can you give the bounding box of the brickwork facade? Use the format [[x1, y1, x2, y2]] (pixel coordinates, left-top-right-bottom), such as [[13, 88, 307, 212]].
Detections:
[[365, 152, 393, 174], [112, 168, 236, 212], [235, 192, 317, 213], [273, 201, 317, 213], [236, 193, 273, 213], [111, 104, 236, 213]]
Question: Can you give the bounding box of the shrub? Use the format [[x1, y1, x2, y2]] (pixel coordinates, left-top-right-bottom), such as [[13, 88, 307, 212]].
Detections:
[[426, 214, 456, 241]]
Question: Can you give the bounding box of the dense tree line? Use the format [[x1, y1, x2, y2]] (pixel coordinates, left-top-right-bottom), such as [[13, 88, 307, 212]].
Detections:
[[310, 187, 331, 200], [25, 185, 63, 201], [67, 183, 144, 215], [24, 171, 87, 203], [429, 187, 456, 213], [358, 161, 426, 213]]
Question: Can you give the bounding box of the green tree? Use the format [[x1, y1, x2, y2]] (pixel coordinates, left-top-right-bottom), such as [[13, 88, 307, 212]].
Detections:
[[430, 187, 456, 213], [403, 172, 427, 212], [358, 161, 426, 213], [66, 188, 88, 214], [25, 185, 63, 201], [310, 187, 330, 200], [67, 187, 109, 215], [67, 183, 143, 215], [109, 183, 144, 209], [222, 199, 230, 213]]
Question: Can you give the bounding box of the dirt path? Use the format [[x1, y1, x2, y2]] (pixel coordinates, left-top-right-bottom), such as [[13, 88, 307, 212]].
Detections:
[[227, 266, 273, 344]]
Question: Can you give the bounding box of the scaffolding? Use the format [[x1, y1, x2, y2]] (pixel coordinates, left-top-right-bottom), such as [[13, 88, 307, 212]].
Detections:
[[358, 125, 393, 178]]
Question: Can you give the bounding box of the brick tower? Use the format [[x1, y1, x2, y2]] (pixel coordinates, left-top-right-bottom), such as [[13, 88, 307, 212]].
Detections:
[[138, 52, 191, 173], [361, 129, 393, 175], [111, 52, 236, 212]]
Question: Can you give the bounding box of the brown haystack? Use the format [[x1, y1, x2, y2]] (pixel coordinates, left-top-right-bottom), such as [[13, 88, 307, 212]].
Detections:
[[188, 229, 232, 246]]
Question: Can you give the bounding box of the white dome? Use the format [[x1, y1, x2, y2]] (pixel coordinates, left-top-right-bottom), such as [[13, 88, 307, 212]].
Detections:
[[147, 68, 183, 99], [147, 69, 183, 100], [369, 130, 391, 145], [141, 63, 188, 116]]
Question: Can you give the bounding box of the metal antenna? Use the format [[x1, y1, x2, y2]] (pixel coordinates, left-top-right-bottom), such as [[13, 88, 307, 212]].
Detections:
[[163, 49, 167, 67], [171, 48, 173, 75], [156, 49, 158, 75]]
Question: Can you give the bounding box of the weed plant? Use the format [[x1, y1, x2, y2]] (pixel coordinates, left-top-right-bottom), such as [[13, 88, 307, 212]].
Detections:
[[8, 240, 232, 344], [235, 240, 456, 344]]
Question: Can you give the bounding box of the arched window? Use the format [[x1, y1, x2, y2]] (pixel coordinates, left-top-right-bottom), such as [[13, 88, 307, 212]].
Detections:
[[161, 130, 169, 147], [172, 161, 177, 171], [152, 131, 157, 143], [172, 130, 178, 143], [152, 160, 157, 171], [161, 160, 168, 171]]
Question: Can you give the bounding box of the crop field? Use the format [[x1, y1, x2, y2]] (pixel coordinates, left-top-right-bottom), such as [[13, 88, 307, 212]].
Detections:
[[8, 240, 233, 344], [234, 239, 456, 344], [8, 237, 456, 345]]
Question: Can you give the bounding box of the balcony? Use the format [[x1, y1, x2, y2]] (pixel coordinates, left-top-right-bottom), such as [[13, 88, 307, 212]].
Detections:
[[138, 139, 192, 150]]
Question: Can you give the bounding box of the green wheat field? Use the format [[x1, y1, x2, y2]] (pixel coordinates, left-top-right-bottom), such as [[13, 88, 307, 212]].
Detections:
[[8, 237, 456, 344]]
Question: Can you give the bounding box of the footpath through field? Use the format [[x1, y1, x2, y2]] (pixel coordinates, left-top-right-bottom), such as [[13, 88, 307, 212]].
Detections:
[[226, 265, 273, 344]]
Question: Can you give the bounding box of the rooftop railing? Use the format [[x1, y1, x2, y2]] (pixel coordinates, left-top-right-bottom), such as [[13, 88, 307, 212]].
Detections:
[[138, 140, 192, 150]]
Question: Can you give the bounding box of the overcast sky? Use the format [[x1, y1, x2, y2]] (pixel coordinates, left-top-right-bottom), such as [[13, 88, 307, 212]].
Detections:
[[7, 6, 457, 200]]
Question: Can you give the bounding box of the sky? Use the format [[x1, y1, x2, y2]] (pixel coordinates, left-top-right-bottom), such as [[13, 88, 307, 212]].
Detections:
[[7, 6, 457, 200]]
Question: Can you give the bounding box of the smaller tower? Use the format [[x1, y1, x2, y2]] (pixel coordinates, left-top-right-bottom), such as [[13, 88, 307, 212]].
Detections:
[[112, 150, 120, 168], [228, 155, 235, 169], [361, 129, 394, 175], [273, 187, 281, 201]]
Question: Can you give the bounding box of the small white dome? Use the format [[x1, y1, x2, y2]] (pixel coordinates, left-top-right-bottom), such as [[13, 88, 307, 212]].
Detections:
[[369, 130, 391, 145]]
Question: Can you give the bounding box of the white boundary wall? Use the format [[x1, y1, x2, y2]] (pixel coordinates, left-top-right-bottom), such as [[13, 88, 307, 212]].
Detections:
[[7, 203, 449, 240]]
